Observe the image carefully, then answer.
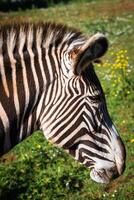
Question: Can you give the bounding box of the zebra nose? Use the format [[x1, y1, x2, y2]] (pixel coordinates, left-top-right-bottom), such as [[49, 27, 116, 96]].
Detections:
[[114, 136, 126, 175]]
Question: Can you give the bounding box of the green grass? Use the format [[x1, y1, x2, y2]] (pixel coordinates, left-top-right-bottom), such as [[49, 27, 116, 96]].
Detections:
[[0, 0, 134, 199]]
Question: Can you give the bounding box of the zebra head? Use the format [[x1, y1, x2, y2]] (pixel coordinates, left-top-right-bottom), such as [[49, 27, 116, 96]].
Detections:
[[67, 33, 126, 184], [0, 23, 125, 183], [41, 30, 126, 184]]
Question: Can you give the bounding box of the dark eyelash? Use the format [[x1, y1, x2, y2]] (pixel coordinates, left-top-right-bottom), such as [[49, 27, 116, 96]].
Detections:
[[86, 95, 101, 104]]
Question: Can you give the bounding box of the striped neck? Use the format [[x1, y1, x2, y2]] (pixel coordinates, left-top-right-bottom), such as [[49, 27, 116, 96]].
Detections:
[[0, 22, 86, 82], [0, 22, 86, 154]]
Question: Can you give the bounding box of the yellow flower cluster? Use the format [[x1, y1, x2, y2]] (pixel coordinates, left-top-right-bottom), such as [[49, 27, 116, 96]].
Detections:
[[111, 50, 129, 70], [98, 49, 129, 70], [95, 49, 131, 98], [96, 49, 129, 70]]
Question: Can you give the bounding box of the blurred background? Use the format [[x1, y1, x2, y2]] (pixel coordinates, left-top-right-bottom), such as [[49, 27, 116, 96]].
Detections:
[[0, 0, 71, 11], [0, 0, 134, 199]]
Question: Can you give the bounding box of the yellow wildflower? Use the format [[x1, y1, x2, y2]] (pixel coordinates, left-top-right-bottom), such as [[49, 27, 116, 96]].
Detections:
[[127, 91, 130, 94], [37, 144, 41, 149], [130, 139, 134, 143]]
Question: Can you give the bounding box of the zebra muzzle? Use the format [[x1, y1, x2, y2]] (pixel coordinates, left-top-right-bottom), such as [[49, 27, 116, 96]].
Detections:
[[90, 136, 126, 184], [113, 136, 126, 176], [90, 166, 119, 184]]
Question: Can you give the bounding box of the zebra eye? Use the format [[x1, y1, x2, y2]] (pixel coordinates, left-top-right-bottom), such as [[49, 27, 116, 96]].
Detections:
[[87, 95, 102, 104], [95, 95, 102, 102]]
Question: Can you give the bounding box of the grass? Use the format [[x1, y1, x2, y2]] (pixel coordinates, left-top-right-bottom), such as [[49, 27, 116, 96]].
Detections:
[[0, 0, 134, 199]]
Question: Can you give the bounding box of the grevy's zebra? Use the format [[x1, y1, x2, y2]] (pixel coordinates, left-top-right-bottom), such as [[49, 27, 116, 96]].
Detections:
[[0, 22, 126, 184]]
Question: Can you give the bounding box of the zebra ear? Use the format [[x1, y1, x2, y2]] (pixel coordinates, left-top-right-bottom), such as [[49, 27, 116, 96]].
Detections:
[[71, 33, 108, 75]]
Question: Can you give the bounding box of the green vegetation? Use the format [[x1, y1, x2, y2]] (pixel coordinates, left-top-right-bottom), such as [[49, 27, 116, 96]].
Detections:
[[0, 0, 134, 199]]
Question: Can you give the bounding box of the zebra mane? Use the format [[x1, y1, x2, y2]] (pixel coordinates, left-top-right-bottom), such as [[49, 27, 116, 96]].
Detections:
[[0, 22, 85, 56]]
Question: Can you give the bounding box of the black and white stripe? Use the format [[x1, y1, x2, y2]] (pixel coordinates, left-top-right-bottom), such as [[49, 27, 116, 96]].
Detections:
[[0, 22, 125, 183]]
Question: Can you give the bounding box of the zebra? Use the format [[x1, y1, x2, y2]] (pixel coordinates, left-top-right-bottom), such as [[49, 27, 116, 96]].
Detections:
[[0, 22, 126, 184]]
